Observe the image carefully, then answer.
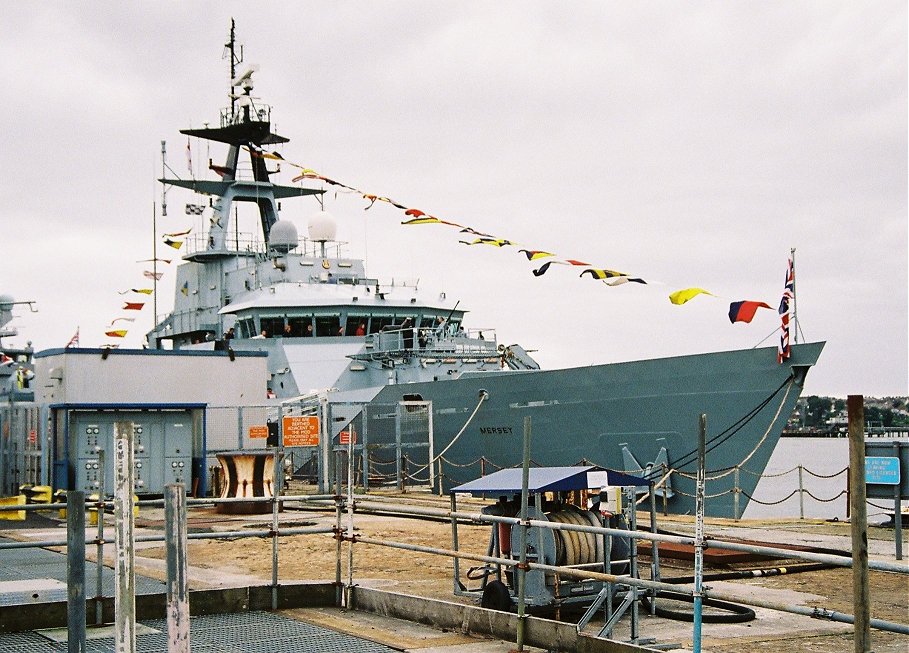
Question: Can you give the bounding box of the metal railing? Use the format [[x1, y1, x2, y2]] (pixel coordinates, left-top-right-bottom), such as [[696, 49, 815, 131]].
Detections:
[[2, 486, 907, 645]]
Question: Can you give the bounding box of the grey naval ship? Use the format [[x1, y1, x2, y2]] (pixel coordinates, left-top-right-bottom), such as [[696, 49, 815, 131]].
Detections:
[[0, 295, 36, 403], [149, 33, 824, 517]]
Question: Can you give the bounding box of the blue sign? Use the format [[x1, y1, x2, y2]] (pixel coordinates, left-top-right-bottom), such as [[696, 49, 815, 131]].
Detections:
[[865, 457, 901, 485]]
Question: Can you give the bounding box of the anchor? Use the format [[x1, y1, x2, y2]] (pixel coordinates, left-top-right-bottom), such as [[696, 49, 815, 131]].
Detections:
[[620, 444, 674, 499]]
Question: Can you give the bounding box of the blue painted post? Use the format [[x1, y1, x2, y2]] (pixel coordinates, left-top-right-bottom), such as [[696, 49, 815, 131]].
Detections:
[[692, 414, 706, 653]]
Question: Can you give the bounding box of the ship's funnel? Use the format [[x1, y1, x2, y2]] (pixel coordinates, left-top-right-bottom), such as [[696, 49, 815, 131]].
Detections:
[[308, 211, 337, 242]]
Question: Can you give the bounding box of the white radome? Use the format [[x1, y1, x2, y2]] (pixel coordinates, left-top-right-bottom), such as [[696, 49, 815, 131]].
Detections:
[[307, 211, 337, 242], [268, 219, 299, 253]]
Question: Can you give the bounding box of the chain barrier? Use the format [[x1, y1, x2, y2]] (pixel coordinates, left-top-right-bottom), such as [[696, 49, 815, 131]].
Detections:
[[802, 489, 847, 503], [368, 457, 397, 469], [668, 486, 734, 500], [739, 489, 800, 505], [366, 447, 860, 518], [738, 465, 798, 478], [438, 456, 483, 469], [480, 457, 504, 471], [802, 467, 848, 479]]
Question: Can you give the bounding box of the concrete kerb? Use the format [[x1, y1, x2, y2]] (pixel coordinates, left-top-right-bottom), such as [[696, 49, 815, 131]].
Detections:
[[350, 585, 661, 653]]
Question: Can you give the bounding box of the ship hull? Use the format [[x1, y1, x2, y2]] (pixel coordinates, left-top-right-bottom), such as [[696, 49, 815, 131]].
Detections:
[[363, 341, 824, 517]]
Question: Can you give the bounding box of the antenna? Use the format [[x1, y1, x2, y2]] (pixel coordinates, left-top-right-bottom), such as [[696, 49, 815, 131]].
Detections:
[[223, 19, 245, 121], [160, 140, 167, 216], [790, 247, 798, 344]]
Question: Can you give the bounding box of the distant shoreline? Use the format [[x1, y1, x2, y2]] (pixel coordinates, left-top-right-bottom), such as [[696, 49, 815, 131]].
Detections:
[[781, 428, 909, 438]]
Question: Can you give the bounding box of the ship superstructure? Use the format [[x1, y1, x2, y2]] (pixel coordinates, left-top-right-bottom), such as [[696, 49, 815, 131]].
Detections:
[[0, 295, 36, 401], [147, 26, 824, 516]]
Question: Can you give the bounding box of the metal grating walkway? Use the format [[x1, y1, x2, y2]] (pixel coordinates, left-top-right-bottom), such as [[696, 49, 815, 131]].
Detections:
[[0, 612, 399, 652], [0, 537, 165, 606]]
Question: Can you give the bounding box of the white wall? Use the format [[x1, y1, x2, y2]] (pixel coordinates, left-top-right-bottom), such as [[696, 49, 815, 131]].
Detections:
[[35, 349, 267, 406]]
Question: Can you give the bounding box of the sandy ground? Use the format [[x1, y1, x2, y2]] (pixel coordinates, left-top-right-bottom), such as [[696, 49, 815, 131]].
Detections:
[[125, 491, 908, 653]]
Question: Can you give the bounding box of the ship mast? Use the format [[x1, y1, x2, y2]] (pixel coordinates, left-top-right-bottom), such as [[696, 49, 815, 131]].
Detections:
[[150, 21, 324, 346], [158, 21, 322, 257]]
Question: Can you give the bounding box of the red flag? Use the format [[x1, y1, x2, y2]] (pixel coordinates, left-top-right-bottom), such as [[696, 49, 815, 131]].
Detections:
[[123, 302, 144, 311], [728, 301, 772, 324]]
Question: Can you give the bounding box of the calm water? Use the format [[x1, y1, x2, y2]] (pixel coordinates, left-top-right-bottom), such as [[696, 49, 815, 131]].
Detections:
[[743, 436, 907, 521]]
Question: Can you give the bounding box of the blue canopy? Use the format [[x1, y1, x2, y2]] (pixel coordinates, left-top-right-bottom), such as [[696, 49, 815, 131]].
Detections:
[[450, 465, 648, 497]]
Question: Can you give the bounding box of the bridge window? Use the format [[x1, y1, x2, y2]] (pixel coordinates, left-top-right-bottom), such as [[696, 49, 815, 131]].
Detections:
[[315, 315, 342, 336], [237, 318, 255, 338], [369, 315, 396, 334], [259, 317, 285, 338], [346, 315, 369, 337], [288, 316, 312, 337]]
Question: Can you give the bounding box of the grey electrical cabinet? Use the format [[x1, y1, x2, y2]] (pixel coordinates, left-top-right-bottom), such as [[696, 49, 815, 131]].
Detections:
[[70, 410, 194, 495]]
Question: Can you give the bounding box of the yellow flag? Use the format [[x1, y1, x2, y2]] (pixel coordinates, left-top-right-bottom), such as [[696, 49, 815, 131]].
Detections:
[[669, 288, 714, 305], [105, 330, 128, 338]]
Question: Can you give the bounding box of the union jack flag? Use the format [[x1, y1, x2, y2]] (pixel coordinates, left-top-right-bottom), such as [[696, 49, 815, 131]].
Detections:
[[777, 256, 795, 363]]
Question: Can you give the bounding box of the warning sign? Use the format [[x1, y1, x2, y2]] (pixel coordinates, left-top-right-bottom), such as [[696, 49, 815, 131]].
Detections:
[[339, 428, 357, 445], [282, 415, 320, 447], [248, 425, 269, 440]]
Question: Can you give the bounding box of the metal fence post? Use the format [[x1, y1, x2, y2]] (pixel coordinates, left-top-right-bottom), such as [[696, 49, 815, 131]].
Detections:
[[515, 416, 531, 651], [661, 463, 669, 516], [95, 449, 106, 626], [692, 414, 707, 653], [271, 448, 282, 611], [67, 490, 86, 653], [361, 404, 370, 494], [427, 402, 435, 492], [113, 421, 136, 653], [845, 465, 851, 520], [892, 441, 903, 561], [733, 466, 740, 521], [848, 395, 870, 653], [395, 407, 402, 492], [165, 484, 190, 653], [798, 465, 805, 519], [346, 429, 355, 607]]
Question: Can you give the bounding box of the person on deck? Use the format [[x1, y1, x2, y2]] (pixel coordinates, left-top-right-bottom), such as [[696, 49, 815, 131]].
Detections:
[[401, 318, 414, 350]]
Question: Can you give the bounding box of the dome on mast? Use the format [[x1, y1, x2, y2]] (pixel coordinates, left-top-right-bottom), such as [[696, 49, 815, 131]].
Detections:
[[268, 219, 299, 253], [308, 211, 337, 242]]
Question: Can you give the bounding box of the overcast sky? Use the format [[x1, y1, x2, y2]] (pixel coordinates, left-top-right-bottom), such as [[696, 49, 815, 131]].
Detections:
[[1, 2, 905, 398]]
